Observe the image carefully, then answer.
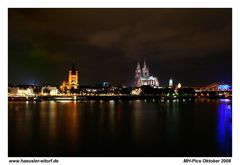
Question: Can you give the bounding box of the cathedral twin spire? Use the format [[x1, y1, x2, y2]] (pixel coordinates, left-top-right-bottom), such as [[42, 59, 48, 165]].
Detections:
[[135, 60, 159, 87], [135, 60, 149, 78]]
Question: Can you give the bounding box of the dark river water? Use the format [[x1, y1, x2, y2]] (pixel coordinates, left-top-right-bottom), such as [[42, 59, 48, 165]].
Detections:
[[8, 99, 232, 157]]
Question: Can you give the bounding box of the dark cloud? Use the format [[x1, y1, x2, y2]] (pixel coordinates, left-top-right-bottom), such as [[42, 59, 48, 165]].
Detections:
[[8, 8, 232, 86]]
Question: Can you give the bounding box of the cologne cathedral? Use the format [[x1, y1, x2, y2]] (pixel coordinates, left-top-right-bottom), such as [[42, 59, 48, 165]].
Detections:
[[135, 61, 159, 87]]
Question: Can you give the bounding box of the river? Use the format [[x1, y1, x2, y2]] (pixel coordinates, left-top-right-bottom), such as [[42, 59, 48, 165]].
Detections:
[[8, 99, 232, 157]]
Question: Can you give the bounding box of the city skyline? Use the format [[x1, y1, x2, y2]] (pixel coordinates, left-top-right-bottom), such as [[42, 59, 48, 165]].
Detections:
[[8, 8, 232, 86]]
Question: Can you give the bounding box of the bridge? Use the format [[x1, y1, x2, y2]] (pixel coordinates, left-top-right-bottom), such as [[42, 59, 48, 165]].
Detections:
[[194, 82, 232, 99]]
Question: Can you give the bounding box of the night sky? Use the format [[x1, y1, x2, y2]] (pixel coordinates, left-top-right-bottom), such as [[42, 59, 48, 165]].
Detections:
[[8, 8, 232, 87]]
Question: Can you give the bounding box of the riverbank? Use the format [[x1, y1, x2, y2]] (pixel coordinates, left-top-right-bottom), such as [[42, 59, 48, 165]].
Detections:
[[8, 94, 231, 102]]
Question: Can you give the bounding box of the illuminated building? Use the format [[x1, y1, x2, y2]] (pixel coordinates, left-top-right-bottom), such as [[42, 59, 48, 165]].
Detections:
[[177, 83, 182, 89], [41, 86, 60, 96], [68, 65, 79, 89], [169, 78, 173, 87], [60, 65, 79, 92], [8, 87, 35, 96], [135, 61, 159, 87], [131, 88, 142, 95]]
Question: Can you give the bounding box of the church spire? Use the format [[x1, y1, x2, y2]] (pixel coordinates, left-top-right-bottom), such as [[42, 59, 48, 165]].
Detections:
[[142, 60, 149, 77], [137, 61, 141, 70], [135, 61, 142, 87], [143, 60, 146, 69]]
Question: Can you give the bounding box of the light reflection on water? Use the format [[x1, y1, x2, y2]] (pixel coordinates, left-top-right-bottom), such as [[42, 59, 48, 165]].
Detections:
[[217, 101, 232, 156], [8, 99, 232, 157]]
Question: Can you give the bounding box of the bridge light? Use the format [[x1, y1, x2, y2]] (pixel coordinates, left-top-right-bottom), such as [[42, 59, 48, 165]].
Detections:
[[217, 84, 231, 91]]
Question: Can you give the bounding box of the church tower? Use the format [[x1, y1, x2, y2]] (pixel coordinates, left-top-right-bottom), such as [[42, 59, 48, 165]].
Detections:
[[142, 60, 149, 77], [135, 62, 142, 87], [68, 65, 79, 89], [169, 78, 173, 87]]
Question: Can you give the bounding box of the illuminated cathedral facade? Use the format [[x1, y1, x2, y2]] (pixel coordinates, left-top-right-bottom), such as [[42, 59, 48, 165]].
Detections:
[[135, 61, 159, 87], [68, 65, 79, 89], [60, 65, 79, 91]]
